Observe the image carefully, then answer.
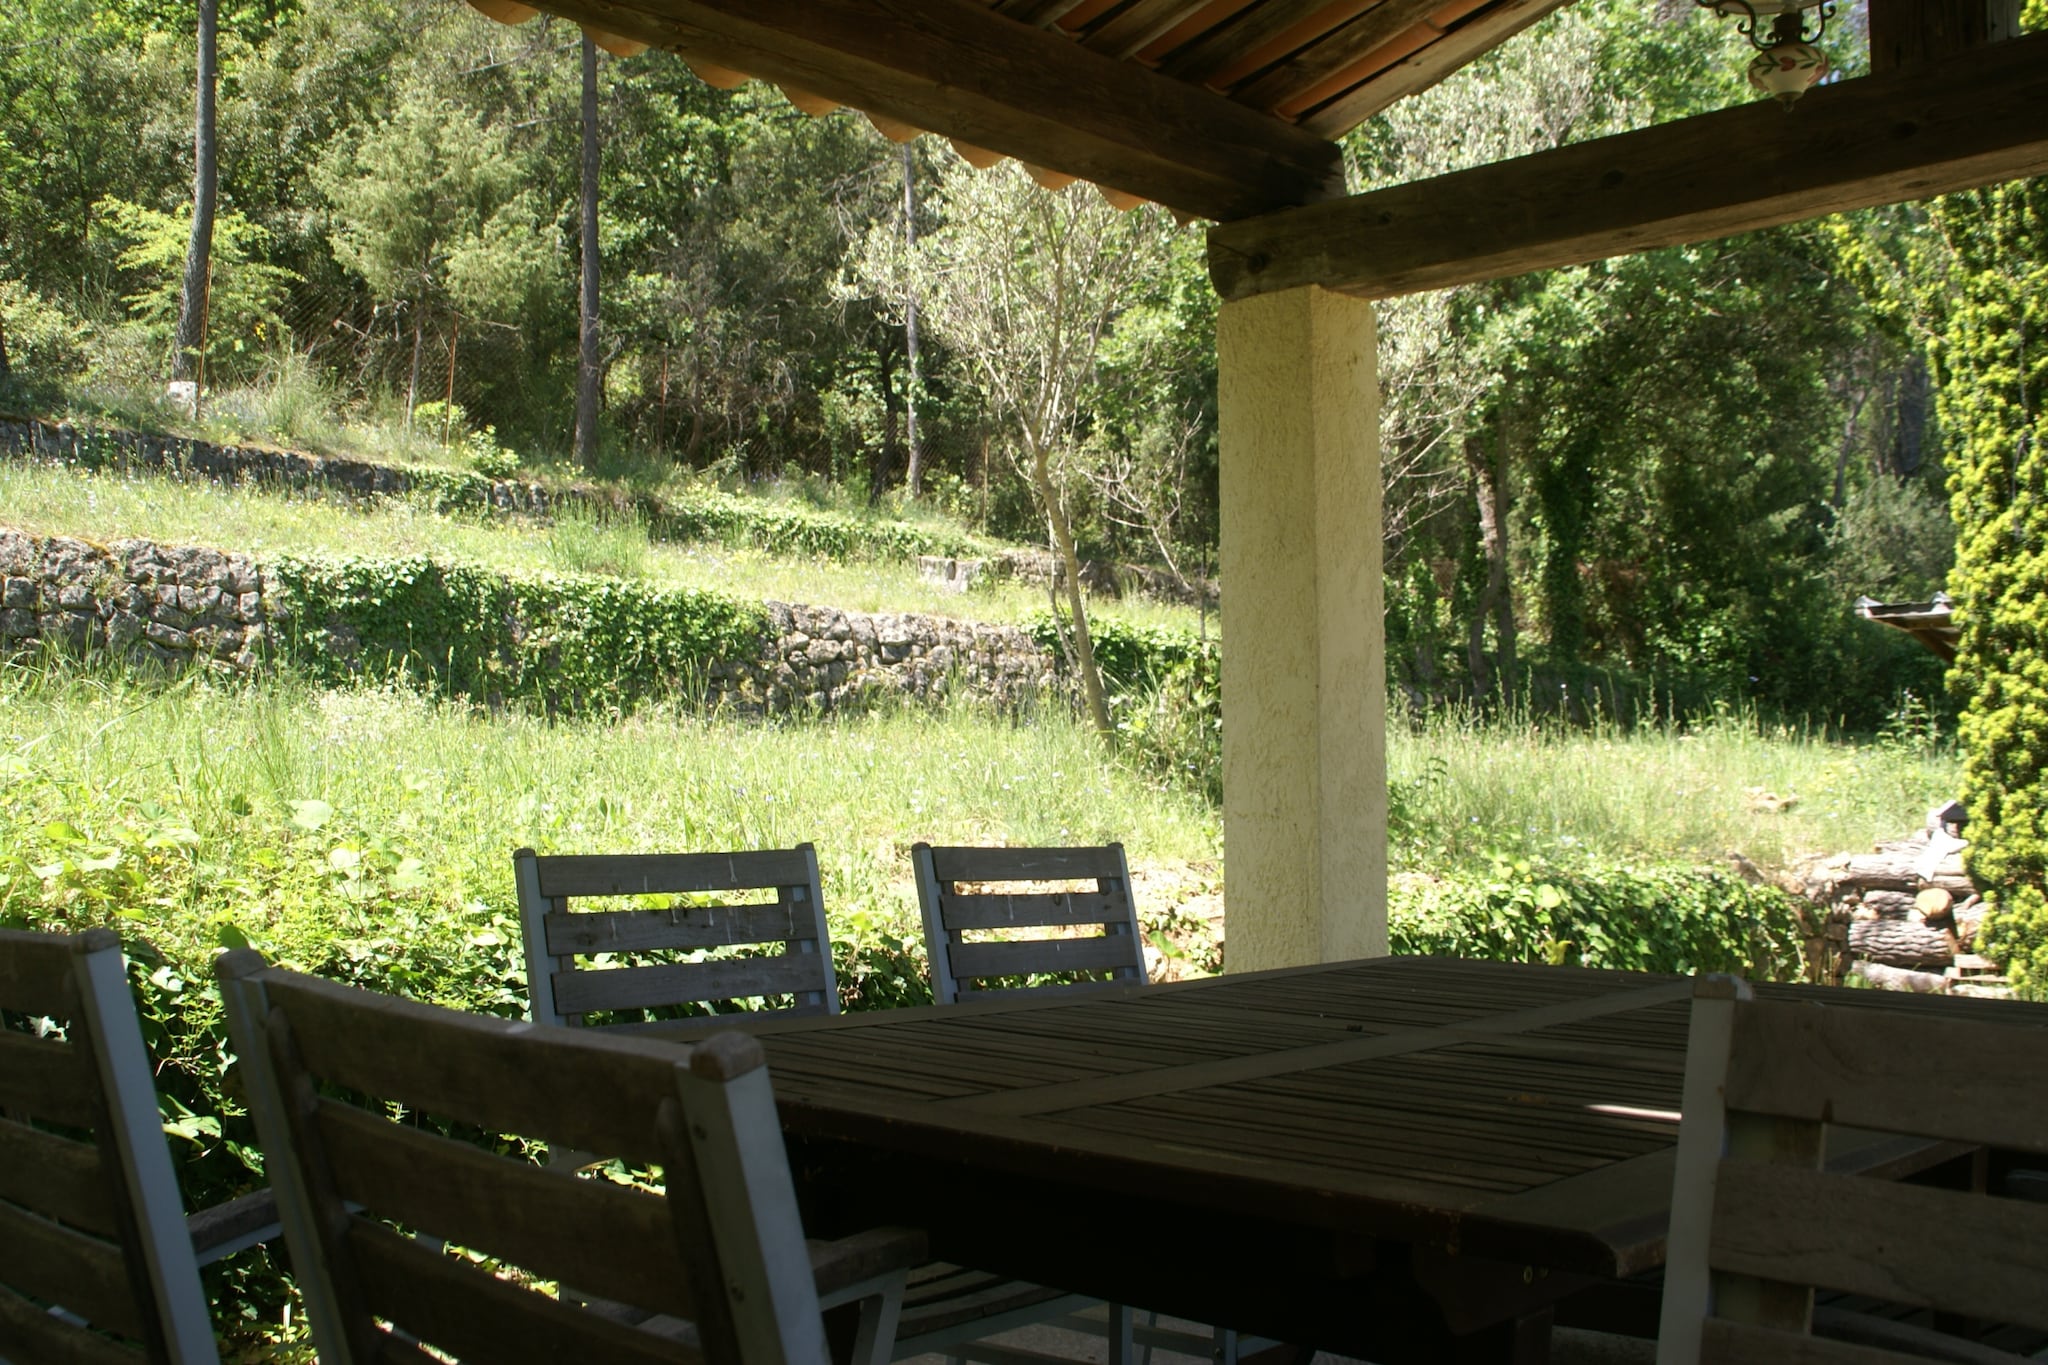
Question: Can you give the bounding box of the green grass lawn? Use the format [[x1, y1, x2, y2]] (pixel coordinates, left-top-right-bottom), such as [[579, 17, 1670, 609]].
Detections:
[[1389, 699, 1959, 872], [0, 458, 1206, 630]]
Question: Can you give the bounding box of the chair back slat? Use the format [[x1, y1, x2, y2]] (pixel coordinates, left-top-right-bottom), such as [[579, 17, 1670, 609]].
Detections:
[[545, 903, 820, 956], [345, 1215, 694, 1365], [551, 953, 834, 1020], [315, 1096, 700, 1319], [938, 891, 1129, 932], [217, 951, 834, 1365], [0, 1285, 147, 1365], [947, 936, 1143, 981], [0, 1199, 149, 1338], [0, 1027, 102, 1128], [1709, 1162, 2048, 1332], [926, 845, 1127, 883], [516, 845, 837, 1029], [1658, 976, 2048, 1365], [535, 849, 816, 899], [913, 844, 1146, 1006], [258, 970, 679, 1165], [0, 1114, 119, 1235], [1724, 997, 2048, 1153], [0, 930, 80, 1017], [0, 928, 220, 1365]]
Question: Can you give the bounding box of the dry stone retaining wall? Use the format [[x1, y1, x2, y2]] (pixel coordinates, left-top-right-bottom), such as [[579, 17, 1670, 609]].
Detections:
[[0, 416, 1215, 605], [0, 526, 1055, 715], [0, 416, 553, 513]]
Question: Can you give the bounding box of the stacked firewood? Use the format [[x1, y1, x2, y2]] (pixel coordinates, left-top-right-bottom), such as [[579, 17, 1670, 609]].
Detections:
[[1789, 803, 2009, 997]]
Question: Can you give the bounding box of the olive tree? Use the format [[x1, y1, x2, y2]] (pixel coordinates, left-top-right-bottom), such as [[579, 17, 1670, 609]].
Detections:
[[853, 158, 1181, 736]]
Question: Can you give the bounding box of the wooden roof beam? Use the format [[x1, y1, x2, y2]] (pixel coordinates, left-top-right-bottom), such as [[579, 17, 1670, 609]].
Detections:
[[1208, 29, 2048, 302], [504, 0, 1345, 221]]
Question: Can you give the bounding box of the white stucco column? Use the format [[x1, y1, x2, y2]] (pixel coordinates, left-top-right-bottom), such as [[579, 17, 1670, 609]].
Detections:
[[1217, 285, 1386, 971]]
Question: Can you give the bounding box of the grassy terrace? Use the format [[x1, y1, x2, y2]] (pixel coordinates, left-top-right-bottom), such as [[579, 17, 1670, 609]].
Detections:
[[0, 457, 1209, 632]]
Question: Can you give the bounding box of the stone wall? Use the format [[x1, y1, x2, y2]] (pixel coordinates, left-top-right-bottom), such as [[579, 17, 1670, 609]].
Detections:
[[712, 602, 1053, 716], [0, 416, 554, 513], [0, 416, 1215, 606], [0, 529, 272, 671], [0, 526, 1056, 715]]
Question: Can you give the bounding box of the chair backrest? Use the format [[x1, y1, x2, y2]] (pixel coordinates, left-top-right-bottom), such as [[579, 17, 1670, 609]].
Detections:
[[513, 845, 837, 1030], [0, 928, 218, 1365], [1658, 975, 2048, 1365], [214, 949, 831, 1365], [911, 843, 1147, 1006]]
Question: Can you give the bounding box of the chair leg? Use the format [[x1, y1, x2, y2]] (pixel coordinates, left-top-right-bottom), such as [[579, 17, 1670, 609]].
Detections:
[[1141, 1309, 1158, 1365], [1213, 1326, 1238, 1365], [845, 1270, 908, 1365], [1107, 1303, 1136, 1365]]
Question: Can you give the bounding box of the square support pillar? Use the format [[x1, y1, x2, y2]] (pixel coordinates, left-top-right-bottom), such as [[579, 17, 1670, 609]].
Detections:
[[1217, 285, 1386, 971]]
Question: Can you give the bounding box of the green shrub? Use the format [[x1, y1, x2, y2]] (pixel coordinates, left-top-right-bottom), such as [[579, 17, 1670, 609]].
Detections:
[[1389, 854, 1806, 978], [0, 279, 90, 388], [268, 554, 769, 715], [1938, 177, 2048, 991]]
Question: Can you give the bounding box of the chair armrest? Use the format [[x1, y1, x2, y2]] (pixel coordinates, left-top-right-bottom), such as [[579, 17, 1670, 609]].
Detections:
[[187, 1188, 281, 1267], [809, 1226, 928, 1303]]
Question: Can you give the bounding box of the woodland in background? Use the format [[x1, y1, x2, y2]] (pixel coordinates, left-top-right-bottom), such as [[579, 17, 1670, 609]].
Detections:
[[0, 0, 1980, 730]]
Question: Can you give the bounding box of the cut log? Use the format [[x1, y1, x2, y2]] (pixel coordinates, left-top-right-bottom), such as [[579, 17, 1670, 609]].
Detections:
[[1861, 889, 1920, 920], [1915, 887, 1954, 922], [1838, 851, 1929, 892], [1851, 960, 1951, 993], [1850, 917, 1953, 969]]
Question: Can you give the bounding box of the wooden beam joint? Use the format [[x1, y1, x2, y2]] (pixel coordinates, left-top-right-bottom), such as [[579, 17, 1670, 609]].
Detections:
[[1208, 29, 2048, 302]]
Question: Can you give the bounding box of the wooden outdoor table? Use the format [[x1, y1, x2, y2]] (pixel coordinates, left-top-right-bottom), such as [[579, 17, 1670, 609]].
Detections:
[[650, 956, 1969, 1363]]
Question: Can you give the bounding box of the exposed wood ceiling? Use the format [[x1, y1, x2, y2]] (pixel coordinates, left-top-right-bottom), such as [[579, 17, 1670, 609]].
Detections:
[[461, 0, 1575, 221]]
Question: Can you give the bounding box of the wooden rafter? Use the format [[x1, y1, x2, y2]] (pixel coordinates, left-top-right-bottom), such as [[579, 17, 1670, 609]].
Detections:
[[1209, 29, 2048, 301], [1300, 0, 1560, 133], [514, 0, 1344, 221]]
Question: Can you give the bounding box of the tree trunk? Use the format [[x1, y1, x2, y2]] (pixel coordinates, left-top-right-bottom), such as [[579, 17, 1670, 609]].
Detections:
[[171, 0, 218, 387], [1032, 443, 1113, 737], [900, 142, 925, 499], [0, 311, 12, 388], [873, 334, 900, 506], [405, 319, 423, 423], [443, 315, 461, 446], [1463, 407, 1515, 696], [573, 35, 603, 472]]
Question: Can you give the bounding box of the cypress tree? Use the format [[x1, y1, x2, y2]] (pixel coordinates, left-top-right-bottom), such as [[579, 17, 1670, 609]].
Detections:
[[1937, 175, 2048, 988]]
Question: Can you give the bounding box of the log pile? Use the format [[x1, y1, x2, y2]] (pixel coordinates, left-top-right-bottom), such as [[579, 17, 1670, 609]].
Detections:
[[1788, 803, 2010, 997]]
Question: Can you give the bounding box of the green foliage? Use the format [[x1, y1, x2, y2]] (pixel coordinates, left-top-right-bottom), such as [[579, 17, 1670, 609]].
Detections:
[[268, 553, 768, 715], [0, 281, 92, 388], [652, 484, 988, 563], [316, 89, 557, 326], [1935, 177, 2048, 990], [1389, 855, 1804, 977], [95, 197, 299, 383]]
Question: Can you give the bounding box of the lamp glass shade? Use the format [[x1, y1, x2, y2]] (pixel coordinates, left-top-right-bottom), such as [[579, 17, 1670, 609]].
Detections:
[[1747, 40, 1830, 100]]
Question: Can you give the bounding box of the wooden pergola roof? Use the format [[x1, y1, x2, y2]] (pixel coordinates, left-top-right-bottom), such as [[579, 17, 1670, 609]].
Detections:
[[462, 0, 1567, 220], [468, 0, 2048, 307]]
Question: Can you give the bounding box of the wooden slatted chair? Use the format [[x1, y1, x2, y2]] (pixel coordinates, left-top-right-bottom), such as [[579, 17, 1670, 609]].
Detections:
[[912, 844, 1146, 1006], [514, 845, 836, 1030], [214, 948, 923, 1365], [909, 846, 1266, 1365], [0, 928, 278, 1365], [1657, 974, 2048, 1365]]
